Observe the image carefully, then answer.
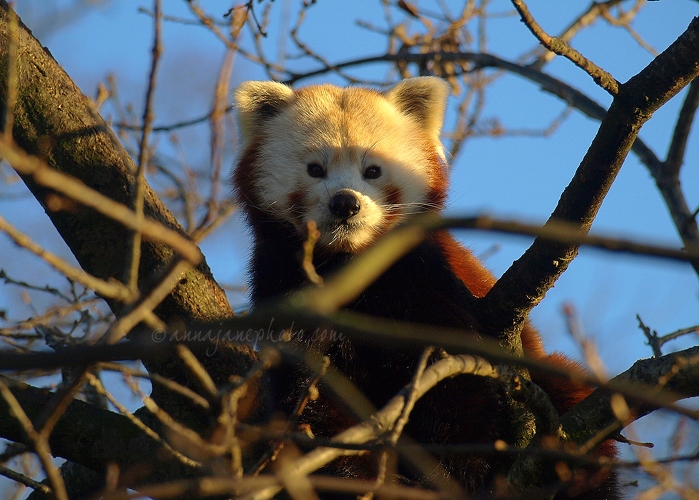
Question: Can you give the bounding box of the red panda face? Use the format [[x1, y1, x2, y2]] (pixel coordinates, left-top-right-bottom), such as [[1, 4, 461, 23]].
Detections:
[[233, 77, 450, 254]]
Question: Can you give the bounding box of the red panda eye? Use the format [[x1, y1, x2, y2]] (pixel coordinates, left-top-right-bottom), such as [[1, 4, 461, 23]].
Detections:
[[307, 163, 326, 179], [364, 165, 382, 179]]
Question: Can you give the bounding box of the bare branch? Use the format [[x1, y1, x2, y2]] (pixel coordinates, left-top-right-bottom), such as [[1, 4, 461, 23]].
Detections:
[[100, 259, 190, 344], [292, 213, 699, 321], [665, 78, 699, 178], [84, 372, 199, 469], [0, 298, 101, 336], [510, 0, 619, 94], [241, 354, 494, 500], [97, 362, 210, 410], [0, 377, 68, 500], [637, 315, 699, 358], [174, 344, 218, 400], [0, 140, 202, 266], [0, 215, 133, 302], [527, 0, 624, 70], [564, 347, 699, 446], [128, 0, 163, 294], [0, 463, 51, 496], [107, 475, 446, 500], [483, 16, 699, 353]]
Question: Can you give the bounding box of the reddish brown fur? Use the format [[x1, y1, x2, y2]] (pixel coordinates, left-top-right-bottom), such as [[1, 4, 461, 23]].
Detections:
[[433, 230, 617, 496], [383, 185, 402, 206], [382, 184, 401, 224], [233, 81, 618, 499], [434, 231, 547, 358], [424, 150, 449, 209], [233, 140, 263, 222]]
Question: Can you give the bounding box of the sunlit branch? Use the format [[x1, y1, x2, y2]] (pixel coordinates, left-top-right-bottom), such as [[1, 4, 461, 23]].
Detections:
[[128, 0, 163, 295], [510, 0, 619, 95]]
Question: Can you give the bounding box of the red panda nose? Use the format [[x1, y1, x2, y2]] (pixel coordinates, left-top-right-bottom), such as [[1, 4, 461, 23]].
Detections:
[[329, 191, 361, 219]]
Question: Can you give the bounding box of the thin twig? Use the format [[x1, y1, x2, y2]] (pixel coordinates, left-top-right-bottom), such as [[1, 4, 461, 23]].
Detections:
[[1, 315, 698, 423], [527, 0, 624, 70], [293, 212, 699, 319], [175, 344, 217, 399], [563, 303, 608, 380], [224, 346, 283, 477], [108, 474, 446, 500], [195, 48, 235, 232], [0, 215, 133, 302], [250, 353, 329, 475], [0, 462, 51, 495], [85, 371, 200, 468], [193, 2, 245, 234], [0, 139, 202, 265], [127, 0, 163, 295], [97, 361, 210, 410], [101, 259, 189, 344], [125, 376, 226, 459], [637, 315, 699, 358], [0, 298, 102, 336], [0, 269, 72, 302], [665, 78, 699, 179], [302, 221, 324, 287], [190, 201, 236, 243], [510, 0, 619, 94], [0, 378, 68, 500], [367, 347, 434, 498], [389, 347, 434, 444]]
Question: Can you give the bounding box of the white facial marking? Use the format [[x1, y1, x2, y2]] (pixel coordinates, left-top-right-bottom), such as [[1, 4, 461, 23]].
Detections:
[[236, 79, 449, 253]]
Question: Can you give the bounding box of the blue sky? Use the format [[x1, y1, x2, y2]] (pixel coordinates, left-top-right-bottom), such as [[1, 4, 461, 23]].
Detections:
[[2, 1, 699, 495]]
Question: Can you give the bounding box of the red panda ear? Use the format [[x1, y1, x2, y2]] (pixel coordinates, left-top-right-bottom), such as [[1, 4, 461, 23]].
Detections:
[[384, 77, 449, 137], [233, 81, 295, 144]]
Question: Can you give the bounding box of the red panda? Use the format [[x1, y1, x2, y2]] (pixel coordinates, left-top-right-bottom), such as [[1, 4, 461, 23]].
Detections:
[[233, 77, 619, 498]]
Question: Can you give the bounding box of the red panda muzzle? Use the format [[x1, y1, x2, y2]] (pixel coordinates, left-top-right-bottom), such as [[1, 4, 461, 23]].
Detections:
[[328, 190, 361, 219]]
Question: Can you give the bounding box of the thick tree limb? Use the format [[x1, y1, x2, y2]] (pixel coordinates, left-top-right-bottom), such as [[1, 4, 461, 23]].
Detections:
[[0, 376, 201, 481], [0, 1, 256, 403], [509, 346, 699, 492], [4, 369, 247, 499], [482, 17, 699, 353], [562, 346, 699, 445], [0, 320, 696, 495], [4, 311, 697, 422], [0, 1, 258, 493]]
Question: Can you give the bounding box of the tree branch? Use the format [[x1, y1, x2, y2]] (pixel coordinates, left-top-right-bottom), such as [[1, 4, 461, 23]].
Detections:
[[510, 0, 620, 95], [509, 346, 699, 492], [527, 0, 625, 71], [567, 347, 699, 445], [0, 4, 262, 494], [0, 376, 202, 483], [657, 78, 699, 276], [665, 78, 699, 178], [0, 0, 257, 409], [0, 378, 68, 500], [481, 16, 699, 353], [0, 323, 696, 495]]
